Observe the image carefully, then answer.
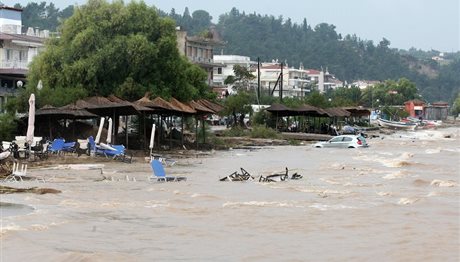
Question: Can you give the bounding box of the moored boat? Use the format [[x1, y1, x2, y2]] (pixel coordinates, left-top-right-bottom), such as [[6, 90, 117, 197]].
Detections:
[[377, 118, 417, 131]]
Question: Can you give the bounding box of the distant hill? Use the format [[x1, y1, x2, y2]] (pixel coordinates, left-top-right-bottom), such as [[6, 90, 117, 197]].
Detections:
[[15, 2, 460, 104]]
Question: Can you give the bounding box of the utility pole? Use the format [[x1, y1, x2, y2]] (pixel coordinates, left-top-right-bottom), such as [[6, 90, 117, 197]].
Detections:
[[257, 57, 260, 104], [280, 62, 283, 102]]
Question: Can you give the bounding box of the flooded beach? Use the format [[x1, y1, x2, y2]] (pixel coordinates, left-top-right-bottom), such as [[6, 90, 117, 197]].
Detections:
[[1, 127, 459, 261]]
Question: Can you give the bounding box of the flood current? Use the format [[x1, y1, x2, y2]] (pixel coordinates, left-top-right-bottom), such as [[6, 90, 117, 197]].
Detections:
[[1, 127, 459, 261]]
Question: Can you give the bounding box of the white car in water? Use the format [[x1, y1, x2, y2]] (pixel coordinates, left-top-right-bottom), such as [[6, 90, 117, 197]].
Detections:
[[313, 135, 368, 148]]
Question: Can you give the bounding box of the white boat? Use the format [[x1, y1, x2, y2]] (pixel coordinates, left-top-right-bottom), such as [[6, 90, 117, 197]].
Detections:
[[377, 118, 417, 131]]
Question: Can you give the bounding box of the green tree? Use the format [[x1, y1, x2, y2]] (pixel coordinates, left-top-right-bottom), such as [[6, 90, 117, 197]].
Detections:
[[361, 78, 419, 107], [305, 91, 328, 108], [222, 92, 253, 127], [25, 0, 209, 109], [224, 65, 256, 91], [452, 93, 460, 117]]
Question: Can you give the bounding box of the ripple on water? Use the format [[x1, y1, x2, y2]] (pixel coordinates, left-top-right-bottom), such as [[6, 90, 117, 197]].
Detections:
[[0, 202, 35, 217]]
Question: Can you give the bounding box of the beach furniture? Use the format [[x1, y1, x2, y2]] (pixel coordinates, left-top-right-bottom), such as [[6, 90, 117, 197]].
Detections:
[[101, 144, 132, 163], [258, 168, 302, 182], [13, 136, 28, 158], [3, 162, 45, 183], [62, 141, 77, 153], [31, 141, 49, 160], [48, 138, 65, 155], [219, 168, 254, 181], [88, 136, 132, 163], [149, 159, 186, 182], [151, 154, 176, 167]]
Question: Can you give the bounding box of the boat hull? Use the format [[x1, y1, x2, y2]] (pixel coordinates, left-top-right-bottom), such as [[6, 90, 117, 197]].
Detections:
[[377, 119, 417, 131]]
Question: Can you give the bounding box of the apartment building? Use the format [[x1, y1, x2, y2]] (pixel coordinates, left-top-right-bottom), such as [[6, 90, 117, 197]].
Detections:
[[176, 28, 223, 87], [0, 4, 46, 113]]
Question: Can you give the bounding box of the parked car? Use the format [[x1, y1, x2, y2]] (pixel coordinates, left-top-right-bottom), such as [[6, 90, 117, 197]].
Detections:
[[313, 135, 368, 148]]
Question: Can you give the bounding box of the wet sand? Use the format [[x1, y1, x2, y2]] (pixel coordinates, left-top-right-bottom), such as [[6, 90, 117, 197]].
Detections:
[[1, 127, 459, 261]]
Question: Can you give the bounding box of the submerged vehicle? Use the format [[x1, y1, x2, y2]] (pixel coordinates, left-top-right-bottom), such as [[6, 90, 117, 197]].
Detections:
[[313, 135, 368, 148]]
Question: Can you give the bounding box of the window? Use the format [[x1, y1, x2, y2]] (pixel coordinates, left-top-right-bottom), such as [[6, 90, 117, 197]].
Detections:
[[19, 50, 27, 61], [343, 137, 353, 142], [330, 137, 343, 143], [217, 67, 222, 74], [6, 49, 12, 60]]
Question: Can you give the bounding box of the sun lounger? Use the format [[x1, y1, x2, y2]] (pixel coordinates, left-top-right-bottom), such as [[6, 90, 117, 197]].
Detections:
[[88, 137, 132, 163], [48, 138, 65, 155], [149, 159, 186, 182], [102, 144, 132, 163]]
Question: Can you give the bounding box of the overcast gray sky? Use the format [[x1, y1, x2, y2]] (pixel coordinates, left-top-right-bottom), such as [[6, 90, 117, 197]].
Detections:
[[4, 0, 459, 51]]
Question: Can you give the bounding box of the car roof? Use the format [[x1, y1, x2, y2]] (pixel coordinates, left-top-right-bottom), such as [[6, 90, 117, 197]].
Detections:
[[337, 135, 359, 138]]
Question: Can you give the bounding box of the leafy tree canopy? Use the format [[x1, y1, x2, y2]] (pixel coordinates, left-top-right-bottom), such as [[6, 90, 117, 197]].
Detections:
[[222, 91, 252, 127], [224, 65, 256, 91], [24, 0, 210, 109]]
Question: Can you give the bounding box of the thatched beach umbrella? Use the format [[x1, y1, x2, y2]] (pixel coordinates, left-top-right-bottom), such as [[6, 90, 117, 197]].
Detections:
[[196, 99, 224, 114], [169, 98, 196, 115], [107, 95, 154, 147], [187, 100, 215, 114], [266, 103, 293, 130], [34, 104, 97, 139]]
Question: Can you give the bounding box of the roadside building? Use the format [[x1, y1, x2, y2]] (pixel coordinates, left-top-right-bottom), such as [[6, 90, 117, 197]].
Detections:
[[0, 4, 47, 113], [404, 99, 426, 118], [424, 101, 449, 120], [256, 63, 342, 98], [176, 27, 224, 88], [212, 55, 256, 97]]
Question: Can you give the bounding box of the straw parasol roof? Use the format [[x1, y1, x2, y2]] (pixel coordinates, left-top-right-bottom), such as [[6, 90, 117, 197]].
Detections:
[[196, 99, 224, 113], [59, 104, 98, 118], [187, 100, 215, 114], [292, 104, 325, 117], [133, 95, 156, 108], [133, 94, 179, 115], [107, 94, 154, 113], [62, 96, 141, 116], [169, 98, 196, 114], [265, 103, 292, 116], [35, 104, 97, 119], [151, 97, 179, 112], [342, 107, 371, 117], [322, 107, 351, 117]]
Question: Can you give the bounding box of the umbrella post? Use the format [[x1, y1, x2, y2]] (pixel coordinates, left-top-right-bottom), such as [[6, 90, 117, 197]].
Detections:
[[125, 115, 128, 149]]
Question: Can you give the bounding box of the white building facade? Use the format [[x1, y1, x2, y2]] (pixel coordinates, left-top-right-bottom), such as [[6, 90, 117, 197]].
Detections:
[[0, 5, 46, 113]]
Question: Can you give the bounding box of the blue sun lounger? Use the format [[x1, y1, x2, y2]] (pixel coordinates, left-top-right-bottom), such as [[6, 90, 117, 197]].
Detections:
[[149, 159, 186, 182]]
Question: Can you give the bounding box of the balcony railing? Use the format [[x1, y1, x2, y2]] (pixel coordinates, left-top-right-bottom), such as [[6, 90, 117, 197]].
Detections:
[[0, 60, 29, 70], [189, 56, 213, 63], [0, 86, 20, 96]]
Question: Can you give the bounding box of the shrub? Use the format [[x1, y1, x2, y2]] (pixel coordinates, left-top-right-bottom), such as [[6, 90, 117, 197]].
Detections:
[[0, 113, 17, 142], [249, 125, 279, 139], [222, 126, 248, 137]]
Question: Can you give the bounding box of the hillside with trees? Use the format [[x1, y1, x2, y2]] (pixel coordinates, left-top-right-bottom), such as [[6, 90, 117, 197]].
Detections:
[[10, 2, 460, 105], [163, 7, 459, 105]]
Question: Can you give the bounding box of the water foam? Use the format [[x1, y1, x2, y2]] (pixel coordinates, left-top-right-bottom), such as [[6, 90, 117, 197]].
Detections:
[[398, 197, 420, 205], [425, 148, 442, 154], [222, 201, 295, 208], [309, 203, 355, 211], [383, 171, 408, 180], [430, 180, 457, 187]]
